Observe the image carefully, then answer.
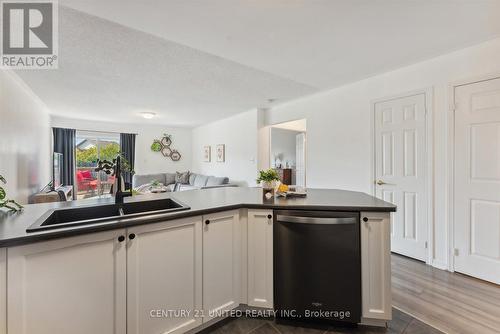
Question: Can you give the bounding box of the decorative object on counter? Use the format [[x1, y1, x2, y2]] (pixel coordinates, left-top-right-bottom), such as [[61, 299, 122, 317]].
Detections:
[[150, 133, 182, 161], [203, 146, 211, 162], [216, 144, 225, 162], [276, 185, 307, 198], [0, 174, 23, 213], [257, 169, 280, 200]]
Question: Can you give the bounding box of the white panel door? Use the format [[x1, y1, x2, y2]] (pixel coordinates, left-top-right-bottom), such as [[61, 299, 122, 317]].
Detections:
[[247, 210, 273, 309], [203, 210, 241, 322], [127, 217, 203, 334], [7, 230, 127, 334], [454, 77, 500, 284], [375, 93, 428, 261]]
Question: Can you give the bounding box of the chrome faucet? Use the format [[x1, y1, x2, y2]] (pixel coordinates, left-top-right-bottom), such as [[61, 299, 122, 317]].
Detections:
[[114, 155, 132, 204]]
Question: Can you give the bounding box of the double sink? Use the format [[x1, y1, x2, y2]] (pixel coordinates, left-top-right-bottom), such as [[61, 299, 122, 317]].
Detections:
[[27, 198, 190, 232]]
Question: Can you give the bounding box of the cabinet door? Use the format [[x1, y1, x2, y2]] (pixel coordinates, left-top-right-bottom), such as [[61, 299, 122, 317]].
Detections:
[[0, 248, 5, 334], [127, 217, 203, 334], [247, 209, 273, 308], [360, 212, 392, 322], [203, 210, 241, 321], [8, 230, 127, 334]]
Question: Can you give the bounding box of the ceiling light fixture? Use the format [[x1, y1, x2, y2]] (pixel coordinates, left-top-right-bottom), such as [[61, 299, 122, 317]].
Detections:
[[140, 112, 156, 119]]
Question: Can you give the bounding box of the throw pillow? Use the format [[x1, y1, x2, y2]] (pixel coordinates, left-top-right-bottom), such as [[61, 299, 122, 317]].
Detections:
[[175, 171, 190, 184]]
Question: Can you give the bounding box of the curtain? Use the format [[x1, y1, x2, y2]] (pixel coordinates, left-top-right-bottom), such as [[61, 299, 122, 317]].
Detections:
[[120, 133, 136, 186], [52, 127, 76, 197]]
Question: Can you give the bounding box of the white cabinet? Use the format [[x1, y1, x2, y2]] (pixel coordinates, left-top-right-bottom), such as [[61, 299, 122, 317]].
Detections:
[[247, 209, 273, 309], [360, 212, 392, 323], [0, 248, 5, 334], [7, 230, 127, 334], [127, 217, 203, 334], [202, 210, 241, 321]]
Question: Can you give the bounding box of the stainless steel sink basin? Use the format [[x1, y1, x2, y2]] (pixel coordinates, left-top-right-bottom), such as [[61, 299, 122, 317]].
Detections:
[[27, 198, 190, 232]]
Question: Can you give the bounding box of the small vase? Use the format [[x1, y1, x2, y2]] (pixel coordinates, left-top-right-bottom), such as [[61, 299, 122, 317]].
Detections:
[[261, 181, 275, 201]]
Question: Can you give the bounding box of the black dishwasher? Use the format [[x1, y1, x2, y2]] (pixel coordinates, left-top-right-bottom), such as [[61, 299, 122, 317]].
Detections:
[[274, 210, 361, 325]]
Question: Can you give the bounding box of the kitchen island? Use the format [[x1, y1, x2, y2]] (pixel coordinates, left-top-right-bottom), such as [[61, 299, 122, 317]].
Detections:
[[0, 187, 395, 334]]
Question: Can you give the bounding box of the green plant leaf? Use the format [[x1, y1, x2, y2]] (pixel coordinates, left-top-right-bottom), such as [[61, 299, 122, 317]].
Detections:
[[0, 175, 6, 184], [151, 141, 162, 152], [0, 187, 5, 200], [256, 169, 280, 183]]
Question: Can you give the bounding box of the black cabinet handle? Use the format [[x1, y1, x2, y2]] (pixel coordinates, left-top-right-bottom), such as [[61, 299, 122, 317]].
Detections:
[[205, 220, 210, 225], [129, 233, 136, 240], [363, 217, 368, 222], [118, 235, 125, 242], [267, 214, 272, 219]]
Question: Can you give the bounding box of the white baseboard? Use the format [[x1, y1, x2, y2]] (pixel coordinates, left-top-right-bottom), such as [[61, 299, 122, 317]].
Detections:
[[431, 259, 448, 270]]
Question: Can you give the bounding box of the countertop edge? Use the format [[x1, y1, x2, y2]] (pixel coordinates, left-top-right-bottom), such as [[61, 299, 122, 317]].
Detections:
[[0, 202, 395, 248]]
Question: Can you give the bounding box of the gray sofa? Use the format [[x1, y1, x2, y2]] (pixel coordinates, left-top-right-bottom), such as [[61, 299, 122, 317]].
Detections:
[[132, 172, 236, 192]]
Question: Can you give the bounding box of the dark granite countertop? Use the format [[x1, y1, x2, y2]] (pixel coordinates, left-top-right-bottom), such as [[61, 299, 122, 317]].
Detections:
[[0, 187, 396, 247]]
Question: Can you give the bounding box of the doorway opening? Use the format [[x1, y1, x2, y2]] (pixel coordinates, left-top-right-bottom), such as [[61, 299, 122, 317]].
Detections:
[[269, 119, 306, 187]]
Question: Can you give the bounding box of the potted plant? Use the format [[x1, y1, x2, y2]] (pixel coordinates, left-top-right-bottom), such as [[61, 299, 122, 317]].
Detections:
[[0, 174, 23, 213], [256, 169, 280, 200]]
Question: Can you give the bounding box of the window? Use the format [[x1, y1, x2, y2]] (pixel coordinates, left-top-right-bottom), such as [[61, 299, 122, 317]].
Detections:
[[75, 131, 120, 200]]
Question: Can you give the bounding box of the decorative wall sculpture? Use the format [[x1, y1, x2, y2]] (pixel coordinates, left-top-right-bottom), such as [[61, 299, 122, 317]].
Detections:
[[151, 133, 182, 161]]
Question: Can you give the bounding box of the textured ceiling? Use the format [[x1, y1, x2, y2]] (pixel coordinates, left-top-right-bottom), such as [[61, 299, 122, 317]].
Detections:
[[15, 6, 315, 127], [62, 0, 500, 88], [15, 1, 500, 127]]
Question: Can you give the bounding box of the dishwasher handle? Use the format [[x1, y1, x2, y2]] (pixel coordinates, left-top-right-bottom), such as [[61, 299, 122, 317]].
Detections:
[[276, 215, 357, 225]]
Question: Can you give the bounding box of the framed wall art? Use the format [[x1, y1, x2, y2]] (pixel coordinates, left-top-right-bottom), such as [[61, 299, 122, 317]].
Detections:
[[203, 146, 211, 162], [216, 144, 225, 162]]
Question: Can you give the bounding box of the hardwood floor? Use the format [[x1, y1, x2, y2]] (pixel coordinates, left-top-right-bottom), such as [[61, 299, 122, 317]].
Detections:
[[392, 254, 500, 334]]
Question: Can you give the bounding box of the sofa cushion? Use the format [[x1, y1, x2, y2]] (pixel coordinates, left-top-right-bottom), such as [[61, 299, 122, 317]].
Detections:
[[165, 173, 176, 185], [165, 184, 176, 192], [194, 175, 209, 187], [179, 184, 198, 191], [189, 173, 198, 186], [206, 176, 229, 187], [132, 173, 166, 188], [175, 171, 190, 184]]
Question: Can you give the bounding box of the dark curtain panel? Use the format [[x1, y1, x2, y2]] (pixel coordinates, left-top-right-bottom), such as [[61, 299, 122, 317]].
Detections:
[[52, 127, 76, 197], [120, 133, 136, 186]]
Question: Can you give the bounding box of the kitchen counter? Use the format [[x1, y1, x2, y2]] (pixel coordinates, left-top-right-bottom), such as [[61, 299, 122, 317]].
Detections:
[[0, 187, 395, 247]]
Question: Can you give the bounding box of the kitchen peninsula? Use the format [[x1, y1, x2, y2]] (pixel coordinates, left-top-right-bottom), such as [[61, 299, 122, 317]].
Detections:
[[0, 187, 395, 334]]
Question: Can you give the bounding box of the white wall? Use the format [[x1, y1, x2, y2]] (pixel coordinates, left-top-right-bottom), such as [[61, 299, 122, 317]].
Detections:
[[0, 71, 51, 204], [191, 109, 259, 186], [270, 127, 301, 168], [51, 116, 192, 174], [264, 37, 500, 270]]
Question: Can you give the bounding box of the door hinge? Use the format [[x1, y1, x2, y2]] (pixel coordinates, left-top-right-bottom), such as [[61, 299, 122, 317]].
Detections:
[[454, 248, 459, 256], [451, 102, 458, 112], [424, 241, 428, 249]]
